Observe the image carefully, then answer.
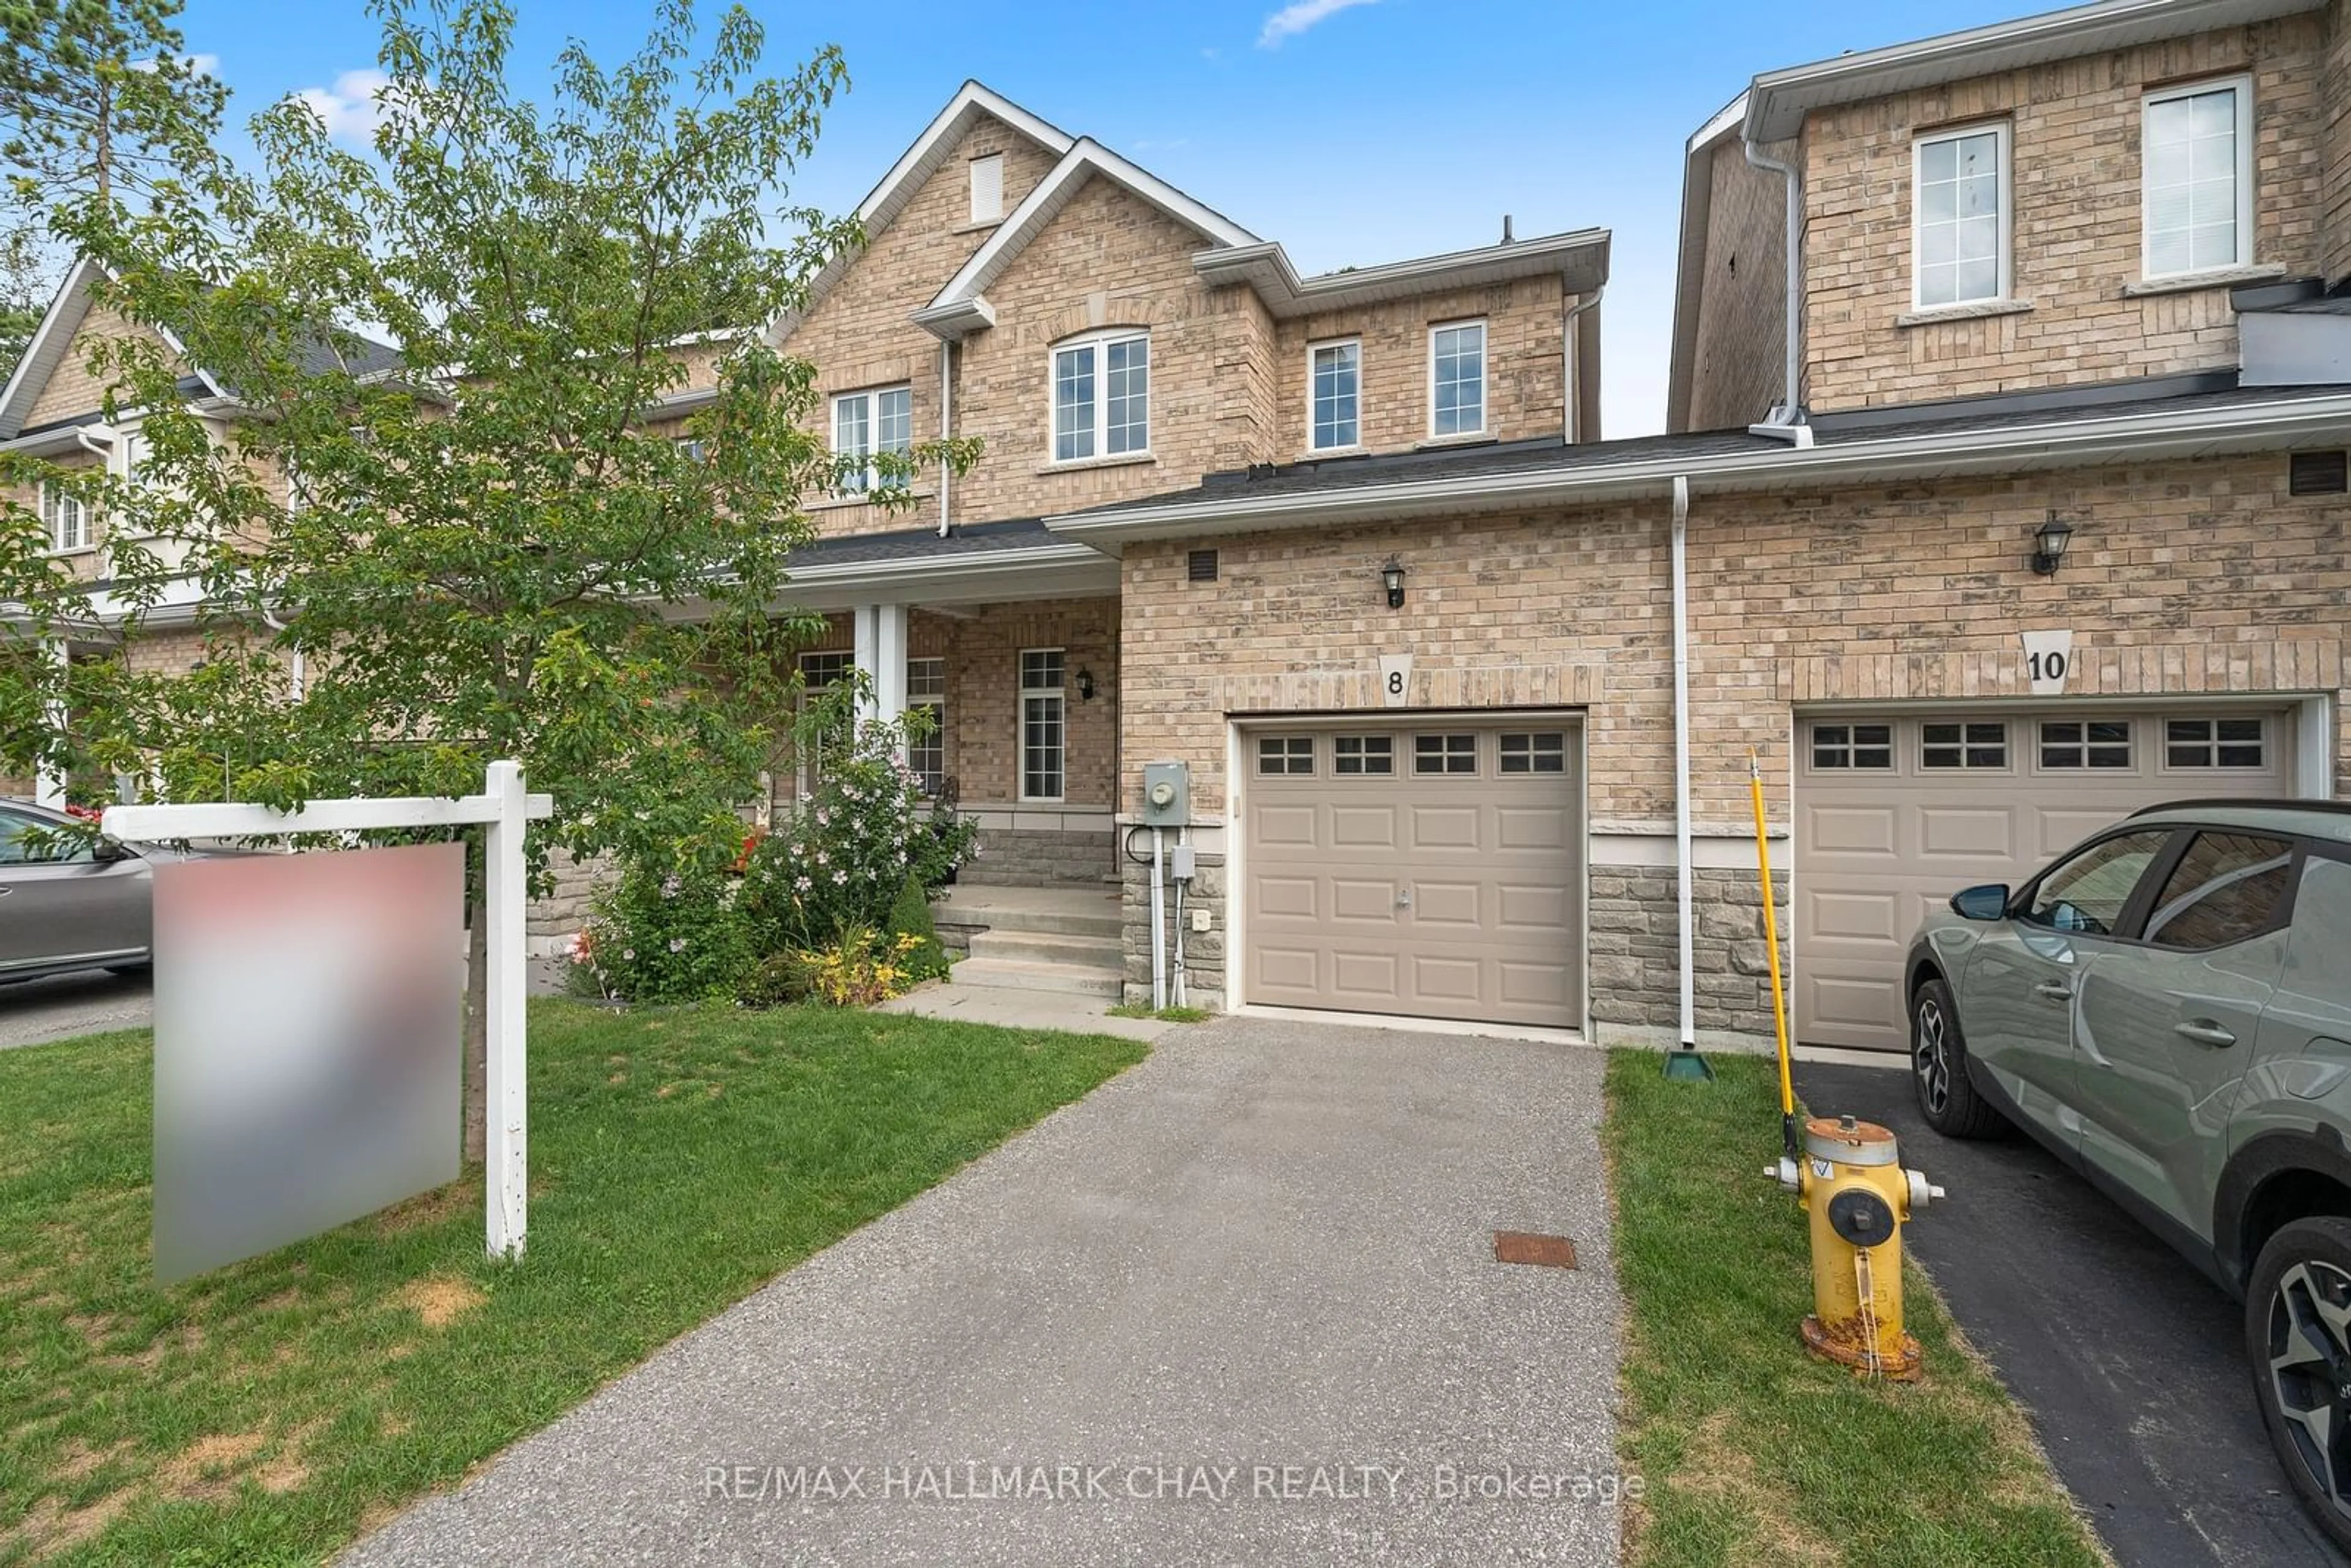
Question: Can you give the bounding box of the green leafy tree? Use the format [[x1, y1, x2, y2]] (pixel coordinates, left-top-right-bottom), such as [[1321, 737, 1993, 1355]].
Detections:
[[0, 0, 225, 207], [7, 0, 975, 1155]]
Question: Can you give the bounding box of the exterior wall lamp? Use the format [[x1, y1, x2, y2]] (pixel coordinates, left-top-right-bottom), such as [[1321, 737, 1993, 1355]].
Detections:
[[1381, 557, 1408, 609], [2032, 515, 2075, 576], [1075, 667, 1097, 701]]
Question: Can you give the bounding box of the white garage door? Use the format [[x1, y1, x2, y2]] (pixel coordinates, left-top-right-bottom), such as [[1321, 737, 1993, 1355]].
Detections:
[[1795, 707, 2292, 1051], [1242, 721, 1584, 1028]]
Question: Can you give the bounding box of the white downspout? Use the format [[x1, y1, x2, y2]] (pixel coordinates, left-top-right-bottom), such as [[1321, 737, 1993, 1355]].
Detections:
[[1742, 133, 1812, 448], [1672, 475, 1695, 1048], [937, 340, 954, 538], [1563, 285, 1605, 444]]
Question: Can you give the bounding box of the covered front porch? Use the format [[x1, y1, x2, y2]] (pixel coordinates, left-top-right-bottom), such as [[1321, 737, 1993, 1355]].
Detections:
[[770, 517, 1123, 893]]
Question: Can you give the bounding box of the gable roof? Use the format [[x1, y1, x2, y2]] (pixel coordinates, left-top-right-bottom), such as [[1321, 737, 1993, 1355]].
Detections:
[[0, 257, 403, 440], [0, 257, 227, 440], [912, 137, 1261, 340], [771, 80, 1076, 344]]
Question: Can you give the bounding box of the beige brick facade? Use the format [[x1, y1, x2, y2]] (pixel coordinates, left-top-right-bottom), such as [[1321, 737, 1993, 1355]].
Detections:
[[1801, 13, 2330, 412], [1117, 451, 2351, 1030], [1678, 138, 1792, 433], [2325, 0, 2351, 283]]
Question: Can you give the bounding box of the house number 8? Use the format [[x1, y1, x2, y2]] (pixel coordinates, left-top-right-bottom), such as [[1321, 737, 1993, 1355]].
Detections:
[[1387, 669, 1406, 697]]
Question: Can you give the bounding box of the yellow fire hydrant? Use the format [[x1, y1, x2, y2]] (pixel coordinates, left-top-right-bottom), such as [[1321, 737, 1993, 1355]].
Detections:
[[1770, 1114, 1945, 1381]]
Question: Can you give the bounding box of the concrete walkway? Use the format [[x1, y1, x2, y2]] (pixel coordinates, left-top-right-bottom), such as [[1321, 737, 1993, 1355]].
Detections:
[[342, 1016, 1624, 1567], [873, 976, 1177, 1042]]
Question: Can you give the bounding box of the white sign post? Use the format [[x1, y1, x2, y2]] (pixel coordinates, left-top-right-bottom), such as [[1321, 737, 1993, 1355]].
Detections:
[[105, 760, 553, 1261]]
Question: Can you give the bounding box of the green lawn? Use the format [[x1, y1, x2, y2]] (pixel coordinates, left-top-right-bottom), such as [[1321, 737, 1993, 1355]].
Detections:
[[0, 1000, 1147, 1566], [1605, 1051, 2109, 1568]]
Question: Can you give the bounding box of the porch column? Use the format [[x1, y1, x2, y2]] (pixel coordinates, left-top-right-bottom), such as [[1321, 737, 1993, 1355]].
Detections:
[[34, 636, 67, 809], [852, 602, 909, 743]]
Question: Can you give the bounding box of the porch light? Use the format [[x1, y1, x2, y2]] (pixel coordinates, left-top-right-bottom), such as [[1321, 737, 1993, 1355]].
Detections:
[[2031, 514, 2075, 576], [1381, 557, 1408, 609], [1076, 667, 1097, 701]]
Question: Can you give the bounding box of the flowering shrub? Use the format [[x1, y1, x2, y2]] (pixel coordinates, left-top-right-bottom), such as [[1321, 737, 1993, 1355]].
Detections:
[[738, 726, 977, 956], [576, 854, 754, 1004]]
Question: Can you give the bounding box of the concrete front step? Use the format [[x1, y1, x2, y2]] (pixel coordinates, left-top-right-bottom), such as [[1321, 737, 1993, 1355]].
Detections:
[[939, 895, 1121, 940], [951, 956, 1124, 999], [967, 929, 1124, 967]]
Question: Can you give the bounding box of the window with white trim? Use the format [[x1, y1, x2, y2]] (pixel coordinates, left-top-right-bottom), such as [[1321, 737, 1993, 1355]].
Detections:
[[797, 650, 853, 795], [832, 386, 912, 494], [1913, 123, 2008, 309], [1019, 648, 1065, 801], [2143, 78, 2251, 278], [40, 481, 90, 552], [2165, 716, 2266, 769], [907, 657, 947, 797], [1430, 320, 1485, 438], [1051, 331, 1149, 462], [969, 153, 1004, 225], [1310, 339, 1360, 451]]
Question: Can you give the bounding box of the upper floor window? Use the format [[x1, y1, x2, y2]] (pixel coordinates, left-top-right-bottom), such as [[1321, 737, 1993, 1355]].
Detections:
[[2143, 78, 2251, 279], [1430, 320, 1485, 438], [1052, 331, 1149, 463], [40, 481, 91, 552], [1310, 339, 1360, 451], [833, 385, 911, 495], [969, 152, 1004, 225], [1913, 123, 2008, 309]]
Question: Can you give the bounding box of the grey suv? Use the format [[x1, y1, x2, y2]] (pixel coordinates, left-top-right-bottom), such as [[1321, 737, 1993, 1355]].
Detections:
[[1905, 800, 2351, 1546]]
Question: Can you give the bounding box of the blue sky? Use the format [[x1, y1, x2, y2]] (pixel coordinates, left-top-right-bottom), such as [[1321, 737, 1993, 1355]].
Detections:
[[178, 0, 2058, 437]]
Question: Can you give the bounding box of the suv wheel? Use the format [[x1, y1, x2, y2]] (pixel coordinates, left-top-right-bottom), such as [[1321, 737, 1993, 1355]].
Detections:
[[1911, 977, 2004, 1139], [2249, 1217, 2351, 1551]]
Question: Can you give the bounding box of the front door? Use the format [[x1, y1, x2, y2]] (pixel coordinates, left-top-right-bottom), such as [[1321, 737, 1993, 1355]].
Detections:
[[1964, 827, 2175, 1151], [2075, 828, 2295, 1237]]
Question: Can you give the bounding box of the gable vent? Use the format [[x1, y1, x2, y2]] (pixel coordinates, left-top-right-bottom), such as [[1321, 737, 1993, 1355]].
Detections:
[[2290, 450, 2349, 497], [1187, 549, 1218, 583], [969, 154, 1003, 225]]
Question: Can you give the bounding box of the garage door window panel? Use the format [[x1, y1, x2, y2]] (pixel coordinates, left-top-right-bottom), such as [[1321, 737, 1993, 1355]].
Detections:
[[2142, 831, 2296, 950], [1258, 737, 1314, 776], [2165, 717, 2267, 770], [1922, 721, 2009, 770], [2020, 829, 2174, 937], [1812, 723, 1892, 770], [1414, 733, 1477, 775], [1499, 732, 1568, 775], [2040, 719, 2134, 771], [1334, 735, 1393, 775]]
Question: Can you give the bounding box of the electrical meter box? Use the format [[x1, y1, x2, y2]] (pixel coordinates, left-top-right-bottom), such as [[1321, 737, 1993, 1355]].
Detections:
[[1139, 760, 1190, 828]]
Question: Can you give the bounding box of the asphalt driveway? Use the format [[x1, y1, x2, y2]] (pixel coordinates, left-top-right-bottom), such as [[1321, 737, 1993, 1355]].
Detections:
[[1801, 1059, 2349, 1568], [342, 1016, 1623, 1567]]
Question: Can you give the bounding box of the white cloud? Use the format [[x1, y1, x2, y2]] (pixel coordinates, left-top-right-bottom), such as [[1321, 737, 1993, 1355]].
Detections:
[[296, 69, 392, 143], [1257, 0, 1377, 49]]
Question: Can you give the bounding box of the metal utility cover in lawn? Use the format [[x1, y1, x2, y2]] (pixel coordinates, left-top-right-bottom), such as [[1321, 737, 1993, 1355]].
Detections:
[[153, 842, 463, 1283]]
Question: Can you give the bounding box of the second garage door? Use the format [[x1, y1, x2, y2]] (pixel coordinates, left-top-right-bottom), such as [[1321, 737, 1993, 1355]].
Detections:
[[1794, 706, 2292, 1051], [1241, 720, 1584, 1028]]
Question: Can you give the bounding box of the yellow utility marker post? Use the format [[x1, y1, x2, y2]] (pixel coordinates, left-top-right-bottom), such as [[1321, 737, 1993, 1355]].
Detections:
[[1747, 749, 1799, 1160]]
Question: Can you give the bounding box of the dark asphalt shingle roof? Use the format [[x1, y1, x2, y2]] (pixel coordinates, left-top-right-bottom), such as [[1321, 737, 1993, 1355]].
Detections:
[[785, 516, 1057, 569], [1066, 381, 2351, 516]]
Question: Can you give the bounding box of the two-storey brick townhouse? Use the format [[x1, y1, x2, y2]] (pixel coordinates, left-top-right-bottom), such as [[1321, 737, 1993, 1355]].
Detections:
[[1041, 0, 2351, 1053]]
